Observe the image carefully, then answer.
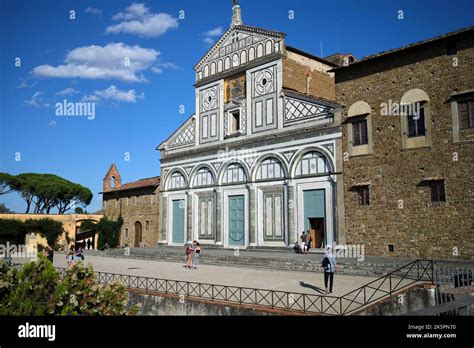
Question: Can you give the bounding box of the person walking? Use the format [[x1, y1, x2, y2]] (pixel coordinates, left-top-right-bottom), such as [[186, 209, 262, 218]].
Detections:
[[87, 239, 92, 250], [66, 245, 74, 268], [300, 231, 307, 254], [184, 243, 193, 269], [322, 246, 336, 294], [192, 241, 201, 269]]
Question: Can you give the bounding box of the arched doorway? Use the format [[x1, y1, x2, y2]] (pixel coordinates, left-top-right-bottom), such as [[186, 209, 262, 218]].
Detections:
[[134, 221, 142, 247]]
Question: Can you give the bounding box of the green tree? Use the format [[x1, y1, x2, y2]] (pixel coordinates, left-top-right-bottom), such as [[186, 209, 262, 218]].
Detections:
[[0, 203, 12, 214], [0, 173, 16, 196]]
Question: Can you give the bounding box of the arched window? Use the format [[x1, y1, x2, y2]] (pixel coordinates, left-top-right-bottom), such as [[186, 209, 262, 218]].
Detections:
[[240, 50, 247, 64], [265, 40, 273, 55], [168, 171, 186, 189], [217, 59, 223, 73], [210, 62, 216, 75], [204, 65, 209, 77], [295, 152, 330, 176], [222, 163, 247, 184], [248, 47, 255, 61], [193, 167, 214, 187], [256, 158, 285, 180], [224, 57, 231, 70], [257, 43, 264, 58]]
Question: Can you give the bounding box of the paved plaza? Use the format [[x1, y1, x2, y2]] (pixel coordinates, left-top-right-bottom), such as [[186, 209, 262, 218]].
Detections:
[[47, 254, 377, 296]]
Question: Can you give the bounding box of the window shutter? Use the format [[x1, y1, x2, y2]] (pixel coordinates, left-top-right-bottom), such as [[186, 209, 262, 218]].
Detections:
[[352, 122, 361, 146], [459, 101, 469, 129], [360, 120, 368, 144]]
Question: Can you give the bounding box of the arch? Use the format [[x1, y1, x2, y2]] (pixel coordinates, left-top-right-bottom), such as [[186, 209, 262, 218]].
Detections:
[[224, 56, 231, 70], [257, 43, 264, 58], [190, 164, 217, 188], [210, 62, 216, 75], [166, 168, 188, 190], [217, 59, 223, 73], [248, 47, 255, 61], [218, 161, 250, 185], [232, 53, 239, 68], [348, 100, 371, 117], [289, 147, 334, 178], [240, 50, 247, 64], [401, 88, 430, 105], [265, 40, 273, 55], [204, 64, 209, 78], [251, 153, 289, 182]]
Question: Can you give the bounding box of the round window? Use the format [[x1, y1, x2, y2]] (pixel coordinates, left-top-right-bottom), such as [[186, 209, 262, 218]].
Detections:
[[262, 78, 267, 86]]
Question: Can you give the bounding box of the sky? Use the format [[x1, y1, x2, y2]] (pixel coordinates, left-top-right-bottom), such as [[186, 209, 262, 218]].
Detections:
[[1, 0, 473, 213]]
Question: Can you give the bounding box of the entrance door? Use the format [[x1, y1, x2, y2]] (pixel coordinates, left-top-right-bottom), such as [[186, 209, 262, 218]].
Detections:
[[303, 189, 326, 248], [228, 195, 245, 246], [172, 199, 185, 244], [134, 221, 142, 247]]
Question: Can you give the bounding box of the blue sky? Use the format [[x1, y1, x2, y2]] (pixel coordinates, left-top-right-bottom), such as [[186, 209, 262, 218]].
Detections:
[[1, 0, 473, 213]]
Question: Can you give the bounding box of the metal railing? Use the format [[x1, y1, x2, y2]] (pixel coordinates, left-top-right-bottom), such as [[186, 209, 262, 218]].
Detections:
[[433, 265, 473, 315], [51, 259, 434, 315]]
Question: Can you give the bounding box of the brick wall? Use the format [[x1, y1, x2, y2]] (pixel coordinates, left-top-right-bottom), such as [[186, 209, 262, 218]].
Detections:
[[336, 33, 474, 259], [282, 54, 336, 101]]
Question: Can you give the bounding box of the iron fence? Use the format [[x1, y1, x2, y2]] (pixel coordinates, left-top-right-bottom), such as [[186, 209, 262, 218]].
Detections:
[[433, 264, 473, 315], [50, 259, 434, 315]]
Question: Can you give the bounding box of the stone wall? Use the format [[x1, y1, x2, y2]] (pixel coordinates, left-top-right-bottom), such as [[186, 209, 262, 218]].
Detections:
[[103, 187, 160, 247], [335, 32, 474, 259]]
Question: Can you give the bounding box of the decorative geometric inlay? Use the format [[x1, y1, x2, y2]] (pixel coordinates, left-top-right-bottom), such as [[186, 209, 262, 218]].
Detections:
[[254, 68, 274, 96], [201, 86, 218, 111], [282, 151, 295, 162], [169, 122, 195, 147], [212, 162, 221, 172], [322, 144, 334, 156], [284, 97, 332, 123], [184, 166, 193, 175]]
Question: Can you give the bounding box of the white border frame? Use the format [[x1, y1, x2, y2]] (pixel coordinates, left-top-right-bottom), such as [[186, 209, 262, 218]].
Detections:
[[222, 187, 249, 249]]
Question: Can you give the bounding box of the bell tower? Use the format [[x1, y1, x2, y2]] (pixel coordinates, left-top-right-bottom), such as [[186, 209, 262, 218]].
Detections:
[[231, 0, 243, 27], [103, 163, 121, 191]]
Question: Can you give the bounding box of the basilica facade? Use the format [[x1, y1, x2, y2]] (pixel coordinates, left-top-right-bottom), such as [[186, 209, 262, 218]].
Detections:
[[157, 4, 346, 249]]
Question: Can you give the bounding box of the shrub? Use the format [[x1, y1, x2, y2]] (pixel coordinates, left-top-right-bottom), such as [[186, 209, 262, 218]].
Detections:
[[0, 255, 138, 316], [81, 216, 123, 249], [0, 218, 64, 249], [0, 219, 25, 244]]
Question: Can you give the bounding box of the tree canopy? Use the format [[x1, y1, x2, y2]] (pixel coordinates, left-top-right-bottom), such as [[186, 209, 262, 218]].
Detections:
[[0, 172, 93, 214]]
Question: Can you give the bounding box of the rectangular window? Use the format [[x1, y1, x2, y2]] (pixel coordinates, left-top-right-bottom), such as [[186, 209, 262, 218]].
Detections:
[[146, 221, 150, 230], [202, 115, 208, 139], [230, 110, 240, 132], [266, 98, 273, 124], [408, 108, 426, 137], [255, 101, 263, 127], [352, 119, 368, 146], [429, 180, 446, 204], [458, 99, 474, 129], [355, 186, 370, 206], [125, 228, 129, 238]]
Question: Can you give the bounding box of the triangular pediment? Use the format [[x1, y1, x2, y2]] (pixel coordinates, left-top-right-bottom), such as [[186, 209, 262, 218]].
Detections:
[[195, 25, 285, 72]]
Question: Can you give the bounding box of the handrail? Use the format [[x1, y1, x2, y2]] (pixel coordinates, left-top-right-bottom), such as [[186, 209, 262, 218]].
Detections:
[[11, 259, 435, 315]]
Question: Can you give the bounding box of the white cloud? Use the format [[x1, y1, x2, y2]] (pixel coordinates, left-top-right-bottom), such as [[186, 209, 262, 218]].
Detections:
[[202, 26, 223, 45], [32, 43, 159, 82], [106, 2, 178, 37], [24, 91, 49, 108], [84, 7, 102, 15], [56, 87, 79, 96], [151, 61, 181, 74], [17, 79, 37, 89], [82, 85, 143, 103]]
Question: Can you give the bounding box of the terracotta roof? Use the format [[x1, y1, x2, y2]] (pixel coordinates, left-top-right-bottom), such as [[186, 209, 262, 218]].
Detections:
[[285, 46, 339, 67], [330, 26, 474, 72], [103, 176, 160, 193]]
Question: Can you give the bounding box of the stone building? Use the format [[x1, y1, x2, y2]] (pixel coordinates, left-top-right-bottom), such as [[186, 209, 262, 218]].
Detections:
[[334, 27, 474, 259], [102, 164, 160, 247], [157, 3, 345, 249]]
